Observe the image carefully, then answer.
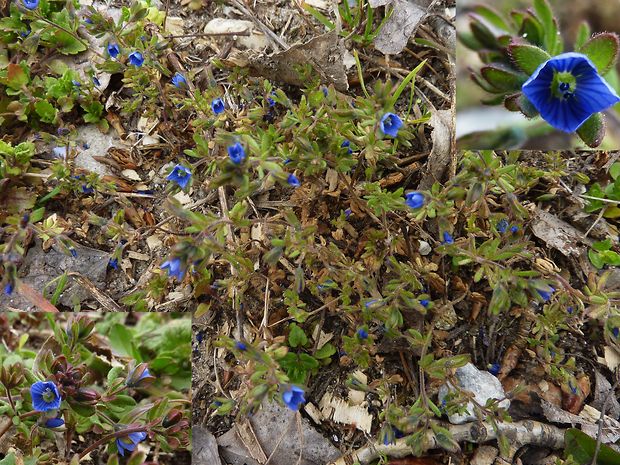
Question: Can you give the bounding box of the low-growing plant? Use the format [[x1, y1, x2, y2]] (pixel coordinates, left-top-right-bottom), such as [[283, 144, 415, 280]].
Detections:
[[0, 313, 190, 463]]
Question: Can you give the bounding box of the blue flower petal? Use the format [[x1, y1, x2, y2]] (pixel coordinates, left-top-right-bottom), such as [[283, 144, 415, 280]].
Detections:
[[522, 52, 620, 133]]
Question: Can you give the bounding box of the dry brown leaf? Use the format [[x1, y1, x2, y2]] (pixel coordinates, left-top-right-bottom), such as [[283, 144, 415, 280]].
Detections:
[[223, 30, 349, 91]]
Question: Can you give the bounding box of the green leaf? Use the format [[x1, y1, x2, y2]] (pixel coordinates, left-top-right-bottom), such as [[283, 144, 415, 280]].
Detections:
[[473, 5, 510, 32], [610, 162, 620, 180], [489, 285, 510, 315], [480, 64, 528, 91], [508, 41, 551, 75], [578, 32, 620, 75], [575, 21, 592, 49], [577, 113, 605, 148], [588, 249, 604, 269], [314, 343, 336, 360], [0, 453, 16, 465], [592, 238, 613, 252], [35, 100, 57, 123], [533, 0, 560, 55], [288, 323, 308, 348], [564, 428, 620, 464], [107, 324, 141, 361]]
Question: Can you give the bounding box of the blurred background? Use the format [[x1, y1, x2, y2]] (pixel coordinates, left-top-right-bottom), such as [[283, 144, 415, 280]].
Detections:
[[457, 0, 620, 150]]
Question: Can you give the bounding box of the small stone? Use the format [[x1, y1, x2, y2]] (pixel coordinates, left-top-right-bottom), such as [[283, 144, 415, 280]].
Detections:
[[438, 363, 510, 424], [418, 240, 432, 256]]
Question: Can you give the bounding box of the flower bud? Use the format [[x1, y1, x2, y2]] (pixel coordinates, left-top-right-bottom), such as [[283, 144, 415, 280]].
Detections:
[[0, 363, 24, 389], [66, 315, 95, 344], [74, 387, 100, 404], [126, 363, 156, 388], [162, 409, 183, 428]]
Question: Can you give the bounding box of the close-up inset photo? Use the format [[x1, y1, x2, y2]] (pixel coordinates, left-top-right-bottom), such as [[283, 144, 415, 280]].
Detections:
[[457, 0, 620, 150], [0, 312, 191, 464]]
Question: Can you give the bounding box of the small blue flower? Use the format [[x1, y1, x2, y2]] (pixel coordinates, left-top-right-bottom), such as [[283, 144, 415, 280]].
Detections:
[[267, 92, 276, 107], [20, 28, 30, 37], [522, 52, 620, 133], [235, 341, 247, 351], [537, 286, 555, 302], [321, 87, 328, 97], [405, 191, 424, 209], [107, 43, 120, 59], [510, 225, 519, 233], [442, 232, 454, 244], [287, 174, 300, 188], [227, 142, 246, 164], [344, 208, 352, 218], [161, 257, 185, 281], [128, 51, 144, 67], [171, 72, 187, 88], [282, 385, 305, 411], [70, 248, 78, 258], [82, 142, 90, 149], [341, 140, 353, 154], [92, 77, 101, 87], [488, 363, 501, 376], [4, 282, 13, 295], [356, 328, 368, 340], [45, 417, 65, 428], [22, 0, 39, 9], [108, 258, 118, 270], [613, 327, 619, 338], [166, 164, 192, 189], [420, 299, 430, 308], [116, 431, 147, 456], [379, 113, 404, 138], [84, 17, 93, 24], [211, 98, 225, 115], [567, 306, 574, 314], [30, 381, 61, 411], [81, 184, 94, 194], [126, 363, 155, 387], [72, 80, 81, 87], [496, 219, 509, 234]]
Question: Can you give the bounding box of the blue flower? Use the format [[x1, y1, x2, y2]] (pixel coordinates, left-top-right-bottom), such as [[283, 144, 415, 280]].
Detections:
[[70, 248, 77, 258], [613, 327, 619, 338], [72, 80, 81, 87], [356, 328, 368, 340], [267, 92, 276, 107], [488, 363, 501, 376], [116, 431, 147, 456], [171, 72, 187, 88], [30, 381, 61, 411], [22, 0, 39, 9], [227, 142, 246, 164], [496, 219, 509, 234], [344, 208, 352, 218], [211, 98, 225, 115], [128, 51, 144, 67], [341, 140, 353, 154], [20, 28, 30, 37], [108, 258, 118, 270], [379, 113, 404, 138], [282, 386, 305, 411], [235, 341, 247, 351], [287, 174, 300, 187], [420, 299, 430, 308], [510, 225, 519, 233], [107, 43, 120, 59], [522, 52, 620, 133], [405, 191, 424, 209], [4, 282, 13, 295], [161, 257, 185, 280], [92, 77, 101, 87], [84, 17, 93, 24], [166, 164, 192, 189], [45, 417, 65, 428], [537, 286, 555, 302], [442, 231, 454, 244]]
